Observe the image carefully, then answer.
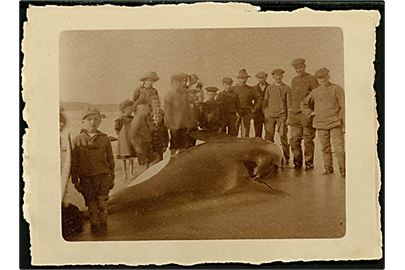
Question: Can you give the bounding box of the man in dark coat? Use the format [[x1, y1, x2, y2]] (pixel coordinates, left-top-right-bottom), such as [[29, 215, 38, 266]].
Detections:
[[253, 71, 269, 138], [217, 77, 240, 136], [288, 58, 319, 169], [200, 87, 223, 132], [232, 69, 262, 137]]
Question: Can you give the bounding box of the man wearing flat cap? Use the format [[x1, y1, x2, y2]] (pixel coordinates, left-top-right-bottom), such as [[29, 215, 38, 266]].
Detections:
[[301, 68, 345, 176], [217, 77, 241, 136], [133, 71, 160, 109], [262, 69, 290, 162], [163, 73, 192, 155], [199, 87, 223, 132], [233, 68, 262, 137], [253, 71, 269, 138], [288, 58, 319, 169]]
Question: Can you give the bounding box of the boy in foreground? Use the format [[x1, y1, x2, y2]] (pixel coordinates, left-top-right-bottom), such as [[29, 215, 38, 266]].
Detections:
[[71, 106, 115, 234]]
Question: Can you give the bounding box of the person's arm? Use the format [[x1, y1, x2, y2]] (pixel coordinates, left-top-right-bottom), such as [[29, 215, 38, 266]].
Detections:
[[310, 75, 319, 90], [253, 87, 263, 112], [132, 87, 140, 103], [300, 92, 315, 118], [106, 138, 115, 172], [163, 93, 173, 127], [235, 93, 241, 115], [114, 118, 122, 136], [262, 86, 269, 110], [287, 81, 292, 111], [336, 86, 345, 125], [283, 85, 289, 114]]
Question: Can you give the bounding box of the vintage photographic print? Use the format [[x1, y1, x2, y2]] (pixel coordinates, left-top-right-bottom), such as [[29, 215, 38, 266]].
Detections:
[[22, 3, 382, 266]]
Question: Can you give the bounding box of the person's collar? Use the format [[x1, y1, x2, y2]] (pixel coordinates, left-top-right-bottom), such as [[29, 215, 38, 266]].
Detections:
[[298, 72, 308, 77], [259, 82, 268, 87], [81, 129, 101, 137], [274, 81, 284, 86]]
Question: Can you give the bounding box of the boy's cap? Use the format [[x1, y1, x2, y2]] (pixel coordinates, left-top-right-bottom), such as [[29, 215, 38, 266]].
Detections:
[[222, 77, 233, 84], [255, 71, 268, 78], [119, 99, 134, 111], [205, 87, 219, 93], [271, 68, 285, 75], [140, 71, 159, 82], [171, 73, 189, 82], [315, 67, 330, 78], [236, 68, 250, 78], [82, 106, 101, 120], [291, 58, 306, 67], [188, 74, 199, 85]]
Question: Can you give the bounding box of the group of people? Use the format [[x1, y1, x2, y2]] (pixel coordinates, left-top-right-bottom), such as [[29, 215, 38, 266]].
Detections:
[[65, 57, 345, 235]]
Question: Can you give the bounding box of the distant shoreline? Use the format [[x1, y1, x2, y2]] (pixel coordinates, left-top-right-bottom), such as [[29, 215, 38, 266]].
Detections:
[[60, 101, 118, 112]]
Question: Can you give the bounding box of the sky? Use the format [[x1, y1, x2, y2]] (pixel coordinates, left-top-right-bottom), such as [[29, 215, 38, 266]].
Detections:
[[59, 27, 343, 104]]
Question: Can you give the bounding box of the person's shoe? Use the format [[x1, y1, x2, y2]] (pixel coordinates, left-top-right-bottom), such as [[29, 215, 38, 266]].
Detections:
[[90, 224, 99, 234], [322, 168, 334, 175], [99, 223, 108, 234], [294, 162, 302, 169], [340, 169, 346, 177], [305, 164, 314, 170]]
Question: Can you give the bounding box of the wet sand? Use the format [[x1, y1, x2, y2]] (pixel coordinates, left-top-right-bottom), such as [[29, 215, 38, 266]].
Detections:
[[66, 159, 345, 241]]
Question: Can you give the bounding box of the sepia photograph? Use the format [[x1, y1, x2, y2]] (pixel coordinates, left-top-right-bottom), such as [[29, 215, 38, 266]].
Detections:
[[60, 27, 346, 241], [21, 3, 382, 266]]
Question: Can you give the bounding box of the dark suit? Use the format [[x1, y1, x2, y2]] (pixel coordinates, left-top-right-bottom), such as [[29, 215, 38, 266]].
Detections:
[[253, 82, 268, 138]]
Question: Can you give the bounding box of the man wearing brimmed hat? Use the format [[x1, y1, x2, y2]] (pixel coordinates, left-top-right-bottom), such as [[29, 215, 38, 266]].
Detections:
[[288, 58, 319, 169], [133, 71, 160, 108], [71, 106, 115, 234], [233, 68, 262, 137], [253, 71, 269, 138], [163, 73, 192, 155], [262, 69, 290, 162], [217, 77, 240, 136], [200, 87, 223, 132], [301, 68, 345, 176]]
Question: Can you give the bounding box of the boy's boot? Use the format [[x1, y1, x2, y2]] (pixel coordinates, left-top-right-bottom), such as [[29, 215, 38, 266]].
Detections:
[[87, 201, 99, 234]]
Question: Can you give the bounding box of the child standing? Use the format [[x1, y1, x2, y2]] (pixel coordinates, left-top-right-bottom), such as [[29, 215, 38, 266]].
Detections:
[[114, 100, 136, 180], [133, 71, 160, 108], [129, 102, 154, 170], [150, 99, 169, 163], [71, 106, 115, 234]]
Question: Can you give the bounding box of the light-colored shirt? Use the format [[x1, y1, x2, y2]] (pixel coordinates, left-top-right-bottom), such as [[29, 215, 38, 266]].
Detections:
[[262, 82, 289, 118], [300, 82, 345, 130]]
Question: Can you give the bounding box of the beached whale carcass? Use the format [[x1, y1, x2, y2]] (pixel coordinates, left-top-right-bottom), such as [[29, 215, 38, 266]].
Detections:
[[108, 137, 283, 213]]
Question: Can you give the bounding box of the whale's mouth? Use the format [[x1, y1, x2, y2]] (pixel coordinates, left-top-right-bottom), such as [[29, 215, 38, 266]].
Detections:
[[243, 160, 277, 179], [243, 160, 257, 177]]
